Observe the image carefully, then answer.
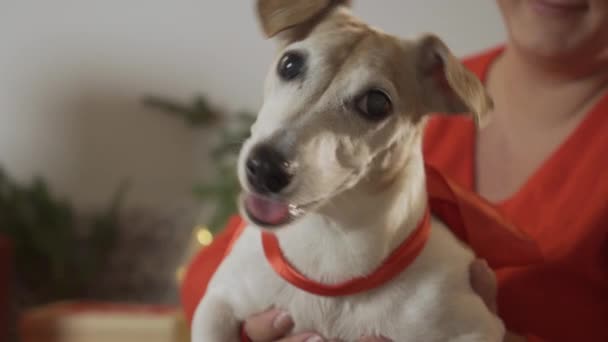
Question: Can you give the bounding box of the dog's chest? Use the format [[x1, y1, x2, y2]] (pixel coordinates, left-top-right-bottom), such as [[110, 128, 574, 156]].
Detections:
[[210, 223, 474, 341], [276, 273, 444, 340]]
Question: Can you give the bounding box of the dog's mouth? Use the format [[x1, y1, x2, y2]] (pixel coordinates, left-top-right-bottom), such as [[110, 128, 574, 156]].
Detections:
[[241, 192, 314, 229]]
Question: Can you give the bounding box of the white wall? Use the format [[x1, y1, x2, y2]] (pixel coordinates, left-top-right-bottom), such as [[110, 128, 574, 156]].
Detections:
[[0, 1, 506, 210]]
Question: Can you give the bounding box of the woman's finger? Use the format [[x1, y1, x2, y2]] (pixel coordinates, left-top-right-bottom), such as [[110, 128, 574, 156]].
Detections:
[[243, 308, 294, 341]]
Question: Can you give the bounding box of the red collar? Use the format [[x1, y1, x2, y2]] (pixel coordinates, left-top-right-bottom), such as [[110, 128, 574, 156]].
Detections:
[[222, 164, 542, 298], [261, 208, 431, 297]]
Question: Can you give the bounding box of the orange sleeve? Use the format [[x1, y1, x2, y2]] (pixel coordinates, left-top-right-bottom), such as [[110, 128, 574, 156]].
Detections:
[[179, 216, 245, 326]]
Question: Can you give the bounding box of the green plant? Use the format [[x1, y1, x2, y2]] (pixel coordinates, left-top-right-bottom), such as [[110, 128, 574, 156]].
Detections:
[[193, 111, 254, 232], [143, 94, 254, 233], [141, 94, 221, 127], [0, 169, 126, 305]]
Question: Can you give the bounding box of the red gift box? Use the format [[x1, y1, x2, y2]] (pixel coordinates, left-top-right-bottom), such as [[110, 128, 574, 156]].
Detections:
[[19, 301, 188, 342]]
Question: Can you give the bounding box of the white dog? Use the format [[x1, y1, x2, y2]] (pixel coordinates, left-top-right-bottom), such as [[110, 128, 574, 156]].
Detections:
[[192, 1, 506, 341]]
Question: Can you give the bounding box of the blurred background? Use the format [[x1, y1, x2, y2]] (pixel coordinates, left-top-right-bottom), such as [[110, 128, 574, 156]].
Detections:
[[0, 1, 506, 341]]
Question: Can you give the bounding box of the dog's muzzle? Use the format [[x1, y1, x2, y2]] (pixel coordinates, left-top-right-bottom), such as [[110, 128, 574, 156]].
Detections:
[[246, 144, 294, 195], [242, 144, 298, 227]]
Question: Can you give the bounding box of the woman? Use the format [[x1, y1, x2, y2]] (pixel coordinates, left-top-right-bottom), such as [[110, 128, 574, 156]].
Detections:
[[181, 1, 608, 341]]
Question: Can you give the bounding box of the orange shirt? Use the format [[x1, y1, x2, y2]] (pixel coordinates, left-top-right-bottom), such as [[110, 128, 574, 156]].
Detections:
[[180, 47, 608, 341], [424, 46, 608, 341]]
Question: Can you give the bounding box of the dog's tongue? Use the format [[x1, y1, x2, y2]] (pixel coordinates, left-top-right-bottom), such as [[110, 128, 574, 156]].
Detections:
[[245, 193, 290, 226]]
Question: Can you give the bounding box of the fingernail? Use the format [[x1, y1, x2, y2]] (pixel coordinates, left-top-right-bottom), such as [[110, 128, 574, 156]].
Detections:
[[272, 310, 294, 330], [304, 336, 324, 342]]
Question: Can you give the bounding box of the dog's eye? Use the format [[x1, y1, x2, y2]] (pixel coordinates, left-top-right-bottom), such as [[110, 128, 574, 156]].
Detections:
[[356, 90, 392, 121], [277, 52, 306, 81]]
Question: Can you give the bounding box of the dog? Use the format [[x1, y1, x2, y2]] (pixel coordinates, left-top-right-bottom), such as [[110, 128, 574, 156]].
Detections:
[[192, 1, 504, 341]]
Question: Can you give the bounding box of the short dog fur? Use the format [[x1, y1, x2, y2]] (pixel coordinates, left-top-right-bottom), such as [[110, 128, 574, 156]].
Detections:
[[192, 1, 503, 341]]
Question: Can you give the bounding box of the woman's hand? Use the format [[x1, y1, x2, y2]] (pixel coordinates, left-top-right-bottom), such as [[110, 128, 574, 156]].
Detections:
[[242, 308, 391, 341]]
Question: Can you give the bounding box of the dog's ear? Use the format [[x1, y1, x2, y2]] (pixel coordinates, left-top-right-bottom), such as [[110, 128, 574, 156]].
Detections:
[[415, 34, 493, 127], [256, 0, 351, 40]]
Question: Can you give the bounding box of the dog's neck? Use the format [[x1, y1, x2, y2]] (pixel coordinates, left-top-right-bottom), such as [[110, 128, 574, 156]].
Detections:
[[274, 137, 428, 284]]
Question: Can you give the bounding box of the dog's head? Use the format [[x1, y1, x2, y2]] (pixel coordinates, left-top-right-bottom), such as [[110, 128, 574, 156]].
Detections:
[[238, 0, 492, 229]]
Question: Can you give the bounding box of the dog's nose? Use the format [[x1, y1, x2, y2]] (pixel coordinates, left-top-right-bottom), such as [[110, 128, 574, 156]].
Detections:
[[246, 144, 293, 194]]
